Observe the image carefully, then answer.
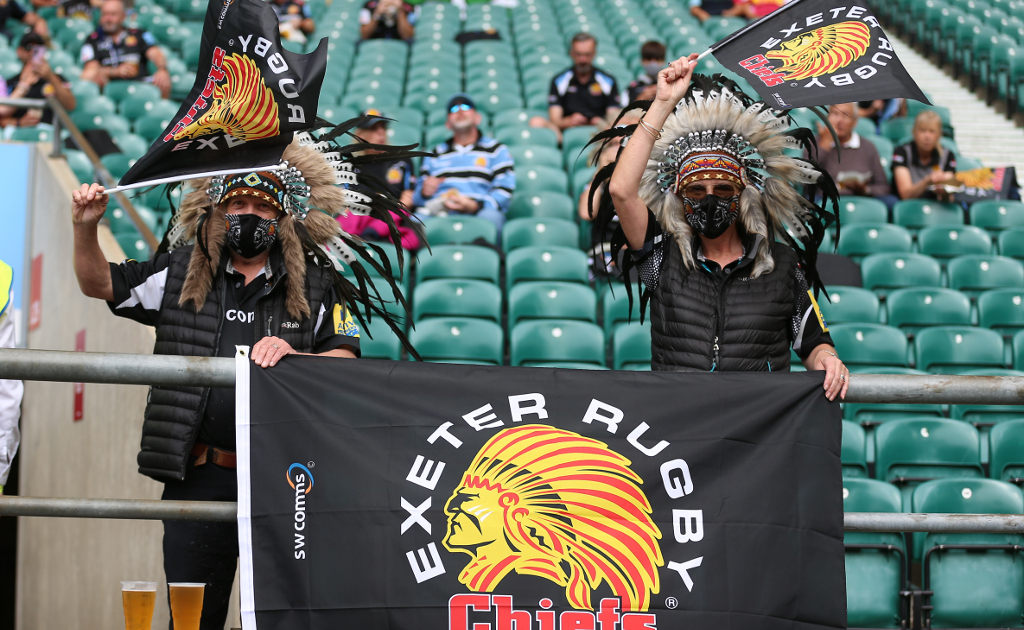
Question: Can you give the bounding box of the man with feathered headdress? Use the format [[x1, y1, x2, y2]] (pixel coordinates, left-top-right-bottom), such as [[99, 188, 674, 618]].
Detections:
[[70, 124, 420, 627], [593, 54, 849, 400]]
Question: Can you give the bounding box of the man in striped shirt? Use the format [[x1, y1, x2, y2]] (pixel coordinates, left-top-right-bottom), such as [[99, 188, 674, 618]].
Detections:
[[413, 93, 516, 235]]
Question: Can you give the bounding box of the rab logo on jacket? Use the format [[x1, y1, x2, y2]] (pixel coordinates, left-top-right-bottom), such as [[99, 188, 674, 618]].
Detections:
[[442, 425, 663, 612], [740, 21, 871, 86]]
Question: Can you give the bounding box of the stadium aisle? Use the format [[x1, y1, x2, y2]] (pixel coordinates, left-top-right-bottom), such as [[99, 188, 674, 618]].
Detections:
[[891, 36, 1024, 172]]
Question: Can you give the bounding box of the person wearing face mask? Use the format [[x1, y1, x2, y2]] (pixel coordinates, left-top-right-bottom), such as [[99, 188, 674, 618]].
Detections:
[[595, 57, 849, 400], [69, 127, 418, 628], [627, 41, 666, 104]]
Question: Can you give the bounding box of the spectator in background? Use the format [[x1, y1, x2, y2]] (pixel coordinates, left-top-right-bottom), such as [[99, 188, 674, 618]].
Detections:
[[0, 33, 76, 128], [0, 0, 48, 41], [270, 0, 315, 44], [627, 40, 665, 103], [414, 93, 515, 235], [360, 0, 415, 41], [814, 103, 896, 209], [725, 0, 787, 19], [689, 0, 747, 21], [337, 109, 421, 250], [0, 260, 23, 498], [80, 0, 171, 98], [530, 33, 623, 140], [893, 110, 957, 201], [858, 98, 904, 131], [57, 0, 100, 20]]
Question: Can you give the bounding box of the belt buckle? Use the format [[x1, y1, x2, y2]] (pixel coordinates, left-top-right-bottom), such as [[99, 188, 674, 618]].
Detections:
[[193, 445, 208, 467]]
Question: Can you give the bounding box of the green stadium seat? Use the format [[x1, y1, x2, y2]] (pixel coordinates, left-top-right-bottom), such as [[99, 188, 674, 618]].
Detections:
[[408, 317, 504, 365], [820, 286, 881, 324], [948, 254, 1024, 298], [881, 117, 915, 142], [915, 326, 1005, 373], [990, 419, 1024, 484], [516, 166, 569, 195], [507, 191, 575, 221], [72, 111, 130, 135], [112, 133, 150, 160], [997, 227, 1024, 259], [508, 145, 563, 169], [422, 216, 498, 246], [508, 281, 596, 328], [838, 196, 889, 225], [510, 319, 605, 367], [842, 420, 870, 478], [971, 200, 1024, 233], [505, 246, 589, 290], [9, 126, 53, 143], [134, 113, 174, 143], [412, 279, 501, 324], [602, 283, 642, 339], [115, 233, 152, 261], [918, 225, 992, 259], [831, 323, 910, 369], [569, 166, 596, 200], [359, 316, 403, 360], [842, 478, 907, 629], [912, 479, 1024, 627], [495, 125, 559, 148], [875, 417, 984, 509], [103, 81, 161, 104], [107, 205, 158, 235], [100, 153, 137, 180], [886, 287, 972, 335], [501, 217, 579, 252], [415, 245, 500, 284], [384, 122, 422, 147], [562, 125, 597, 159], [63, 149, 94, 184], [861, 253, 942, 297], [612, 322, 651, 370], [979, 287, 1024, 336], [949, 369, 1024, 462], [893, 199, 964, 231], [837, 224, 913, 262], [492, 109, 546, 129]]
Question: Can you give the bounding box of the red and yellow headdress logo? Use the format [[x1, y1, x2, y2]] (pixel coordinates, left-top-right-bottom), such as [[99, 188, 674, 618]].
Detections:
[[443, 425, 664, 612]]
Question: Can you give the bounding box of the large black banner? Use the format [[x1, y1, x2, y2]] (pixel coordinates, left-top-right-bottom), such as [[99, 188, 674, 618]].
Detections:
[[236, 357, 846, 630], [710, 0, 928, 109], [118, 0, 328, 187]]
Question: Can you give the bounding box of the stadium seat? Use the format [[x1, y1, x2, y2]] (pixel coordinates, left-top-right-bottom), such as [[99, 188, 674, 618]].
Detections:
[[412, 279, 502, 324], [886, 288, 972, 335], [510, 319, 605, 367], [112, 133, 149, 160], [508, 282, 597, 327], [861, 253, 942, 297], [837, 224, 913, 262], [948, 254, 1024, 298], [408, 318, 504, 365], [508, 145, 564, 170], [422, 216, 498, 246], [72, 111, 131, 135], [875, 417, 984, 508], [989, 419, 1024, 484], [912, 479, 1024, 627], [515, 166, 570, 195], [838, 196, 889, 225], [134, 113, 174, 143], [501, 217, 579, 252], [100, 153, 136, 180], [415, 245, 501, 284], [915, 326, 1005, 373], [507, 191, 576, 221], [115, 233, 151, 261], [612, 322, 651, 370], [63, 149, 94, 184], [562, 125, 597, 159], [949, 369, 1024, 462], [506, 246, 588, 290], [893, 200, 964, 231], [971, 200, 1024, 233], [842, 420, 869, 478], [820, 286, 880, 324], [843, 478, 906, 629], [918, 225, 993, 260], [9, 126, 52, 143], [601, 282, 642, 339], [494, 125, 559, 149], [997, 227, 1024, 259], [830, 323, 910, 369], [104, 81, 161, 104], [978, 288, 1024, 338], [359, 317, 403, 361]]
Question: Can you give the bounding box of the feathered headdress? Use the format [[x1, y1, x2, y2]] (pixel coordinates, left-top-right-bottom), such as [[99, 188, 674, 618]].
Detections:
[[587, 74, 840, 319], [156, 116, 430, 357]]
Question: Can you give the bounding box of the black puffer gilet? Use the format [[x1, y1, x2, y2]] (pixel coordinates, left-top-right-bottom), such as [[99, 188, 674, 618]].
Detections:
[[139, 245, 332, 481], [650, 239, 797, 372]]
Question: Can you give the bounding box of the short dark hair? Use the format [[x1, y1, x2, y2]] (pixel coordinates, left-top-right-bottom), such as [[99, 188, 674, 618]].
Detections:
[[570, 32, 596, 48], [18, 32, 45, 50], [640, 40, 666, 61]]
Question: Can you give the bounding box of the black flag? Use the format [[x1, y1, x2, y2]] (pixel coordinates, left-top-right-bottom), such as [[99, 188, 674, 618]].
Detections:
[[236, 358, 846, 629], [117, 0, 328, 188], [709, 0, 928, 109]]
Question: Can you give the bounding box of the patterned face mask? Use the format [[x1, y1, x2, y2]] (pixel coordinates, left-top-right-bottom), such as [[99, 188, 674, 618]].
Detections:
[[225, 213, 278, 259], [682, 195, 739, 240]]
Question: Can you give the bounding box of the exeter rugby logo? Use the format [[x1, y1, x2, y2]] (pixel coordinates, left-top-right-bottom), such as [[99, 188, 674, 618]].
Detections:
[[172, 52, 280, 141], [740, 21, 871, 87], [442, 425, 663, 612]]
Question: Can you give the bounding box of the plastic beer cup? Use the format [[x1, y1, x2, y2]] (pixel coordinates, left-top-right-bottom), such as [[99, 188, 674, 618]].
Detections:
[[168, 582, 206, 630], [120, 581, 157, 630]]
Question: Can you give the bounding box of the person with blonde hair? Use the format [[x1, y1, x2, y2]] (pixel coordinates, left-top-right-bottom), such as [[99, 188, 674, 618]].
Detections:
[[892, 109, 957, 201]]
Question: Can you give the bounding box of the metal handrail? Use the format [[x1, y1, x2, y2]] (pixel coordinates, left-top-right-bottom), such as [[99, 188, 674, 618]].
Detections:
[[0, 94, 159, 250]]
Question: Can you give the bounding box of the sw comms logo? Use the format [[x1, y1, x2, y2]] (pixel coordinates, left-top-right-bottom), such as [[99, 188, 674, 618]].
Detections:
[[287, 462, 313, 560]]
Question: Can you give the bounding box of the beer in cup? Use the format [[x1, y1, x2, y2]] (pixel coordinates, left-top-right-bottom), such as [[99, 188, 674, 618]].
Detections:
[[120, 581, 156, 630], [168, 582, 206, 630]]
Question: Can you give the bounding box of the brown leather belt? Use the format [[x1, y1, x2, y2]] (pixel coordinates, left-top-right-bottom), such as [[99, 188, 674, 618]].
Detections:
[[191, 443, 237, 468]]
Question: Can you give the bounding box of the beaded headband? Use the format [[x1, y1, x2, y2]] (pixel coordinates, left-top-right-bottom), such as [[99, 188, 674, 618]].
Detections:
[[658, 129, 767, 194]]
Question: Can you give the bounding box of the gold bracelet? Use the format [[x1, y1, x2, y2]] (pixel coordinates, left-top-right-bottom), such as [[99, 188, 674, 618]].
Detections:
[[638, 116, 662, 140]]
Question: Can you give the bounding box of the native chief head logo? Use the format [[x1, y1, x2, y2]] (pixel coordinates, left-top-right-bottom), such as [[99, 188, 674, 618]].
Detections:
[[172, 52, 281, 141], [764, 21, 871, 80], [443, 425, 663, 612]]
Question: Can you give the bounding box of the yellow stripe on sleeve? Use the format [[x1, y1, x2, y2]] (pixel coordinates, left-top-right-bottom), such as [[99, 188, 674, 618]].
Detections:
[[807, 290, 828, 333]]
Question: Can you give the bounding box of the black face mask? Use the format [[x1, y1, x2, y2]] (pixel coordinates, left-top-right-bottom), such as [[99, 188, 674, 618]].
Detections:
[[226, 213, 278, 259], [683, 195, 739, 240]]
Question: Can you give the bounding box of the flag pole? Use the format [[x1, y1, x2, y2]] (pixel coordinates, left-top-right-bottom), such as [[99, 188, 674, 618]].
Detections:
[[103, 164, 285, 195]]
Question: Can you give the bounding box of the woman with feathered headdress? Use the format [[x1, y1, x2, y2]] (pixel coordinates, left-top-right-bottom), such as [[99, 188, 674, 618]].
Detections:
[[594, 54, 849, 400]]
